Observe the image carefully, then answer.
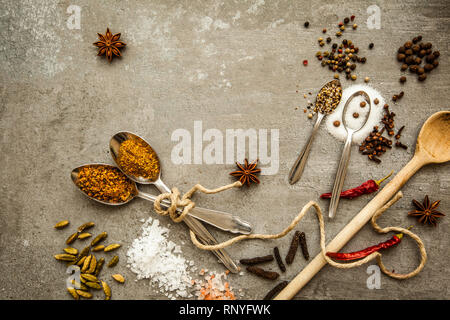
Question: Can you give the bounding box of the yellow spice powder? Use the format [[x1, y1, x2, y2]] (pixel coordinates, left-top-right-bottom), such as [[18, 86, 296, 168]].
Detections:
[[117, 136, 160, 181], [76, 165, 137, 204]]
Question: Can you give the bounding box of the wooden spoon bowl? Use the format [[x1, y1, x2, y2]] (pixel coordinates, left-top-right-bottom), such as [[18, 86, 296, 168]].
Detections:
[[415, 111, 450, 164]]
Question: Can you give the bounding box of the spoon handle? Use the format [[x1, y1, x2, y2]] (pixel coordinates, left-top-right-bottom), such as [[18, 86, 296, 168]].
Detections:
[[151, 179, 240, 273], [137, 192, 252, 234], [329, 132, 353, 219], [289, 113, 325, 185]]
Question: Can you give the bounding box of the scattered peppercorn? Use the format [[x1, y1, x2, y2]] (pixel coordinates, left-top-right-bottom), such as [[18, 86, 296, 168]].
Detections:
[[304, 21, 309, 28], [374, 98, 379, 105], [396, 36, 439, 82], [333, 120, 341, 127], [360, 101, 366, 108], [353, 112, 359, 118], [369, 43, 374, 49], [400, 76, 406, 83]]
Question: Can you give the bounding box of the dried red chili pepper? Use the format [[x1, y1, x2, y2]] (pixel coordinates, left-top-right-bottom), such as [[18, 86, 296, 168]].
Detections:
[[326, 233, 403, 261], [320, 171, 392, 200]]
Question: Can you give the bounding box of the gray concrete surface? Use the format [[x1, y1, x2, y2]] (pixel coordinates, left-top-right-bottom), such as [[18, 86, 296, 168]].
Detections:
[[0, 0, 449, 300]]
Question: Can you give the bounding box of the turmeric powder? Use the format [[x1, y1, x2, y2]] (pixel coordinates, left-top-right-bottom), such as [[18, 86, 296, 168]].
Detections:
[[117, 136, 160, 181], [76, 165, 137, 204]]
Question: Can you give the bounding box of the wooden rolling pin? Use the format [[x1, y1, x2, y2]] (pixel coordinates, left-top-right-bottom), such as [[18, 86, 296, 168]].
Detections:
[[275, 111, 450, 299]]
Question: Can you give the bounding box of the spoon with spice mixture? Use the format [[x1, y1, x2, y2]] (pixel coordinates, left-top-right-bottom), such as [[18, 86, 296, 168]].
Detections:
[[108, 132, 252, 235], [289, 80, 342, 185], [71, 163, 241, 273]]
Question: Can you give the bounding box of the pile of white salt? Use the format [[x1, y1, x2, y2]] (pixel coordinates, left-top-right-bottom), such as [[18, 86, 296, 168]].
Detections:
[[126, 217, 239, 300], [325, 84, 385, 144]]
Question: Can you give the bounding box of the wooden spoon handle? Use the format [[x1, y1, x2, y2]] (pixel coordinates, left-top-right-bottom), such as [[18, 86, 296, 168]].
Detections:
[[274, 155, 426, 300]]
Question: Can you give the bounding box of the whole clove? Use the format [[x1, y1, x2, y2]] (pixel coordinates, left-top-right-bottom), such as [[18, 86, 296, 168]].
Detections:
[[285, 231, 301, 264], [273, 247, 286, 272], [239, 255, 274, 266], [299, 232, 310, 260], [395, 126, 405, 140], [395, 141, 408, 149], [263, 281, 289, 300], [246, 266, 279, 280]]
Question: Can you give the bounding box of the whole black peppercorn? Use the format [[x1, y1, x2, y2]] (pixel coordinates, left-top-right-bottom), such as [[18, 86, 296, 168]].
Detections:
[[350, 64, 356, 70], [417, 67, 425, 75], [399, 76, 406, 83], [426, 48, 432, 55], [369, 43, 374, 49], [344, 17, 350, 24], [332, 43, 337, 49], [412, 37, 419, 44], [412, 45, 420, 53], [398, 46, 405, 54], [424, 42, 432, 49], [326, 37, 332, 43], [432, 60, 439, 68], [414, 57, 422, 64], [433, 51, 440, 58], [401, 64, 408, 71], [404, 41, 413, 49], [418, 49, 427, 57], [405, 49, 413, 56], [409, 65, 418, 73], [425, 54, 435, 63], [360, 57, 366, 63], [405, 56, 415, 65], [417, 35, 422, 41], [397, 53, 406, 62], [304, 21, 309, 28], [418, 74, 427, 81], [424, 64, 434, 72]]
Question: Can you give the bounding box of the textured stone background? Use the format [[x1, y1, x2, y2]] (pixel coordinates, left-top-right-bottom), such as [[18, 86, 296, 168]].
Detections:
[[0, 0, 449, 300]]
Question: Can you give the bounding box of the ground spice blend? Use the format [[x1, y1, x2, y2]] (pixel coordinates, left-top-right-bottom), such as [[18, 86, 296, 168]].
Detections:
[[117, 136, 160, 181], [76, 165, 137, 203]]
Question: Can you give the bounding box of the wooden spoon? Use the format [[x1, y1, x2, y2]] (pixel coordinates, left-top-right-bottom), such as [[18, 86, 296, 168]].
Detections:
[[275, 111, 450, 300]]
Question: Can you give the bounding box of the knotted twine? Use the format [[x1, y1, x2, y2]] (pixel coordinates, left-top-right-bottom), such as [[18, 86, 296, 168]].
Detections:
[[153, 181, 427, 280]]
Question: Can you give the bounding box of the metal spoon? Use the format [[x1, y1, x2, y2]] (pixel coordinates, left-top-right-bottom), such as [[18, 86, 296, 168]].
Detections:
[[71, 163, 240, 273], [329, 90, 371, 219], [109, 131, 252, 234], [289, 80, 342, 185]]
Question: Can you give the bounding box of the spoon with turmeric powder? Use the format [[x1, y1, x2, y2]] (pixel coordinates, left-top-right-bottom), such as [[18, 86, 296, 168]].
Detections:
[[71, 163, 242, 273], [109, 131, 252, 235], [71, 163, 252, 234]]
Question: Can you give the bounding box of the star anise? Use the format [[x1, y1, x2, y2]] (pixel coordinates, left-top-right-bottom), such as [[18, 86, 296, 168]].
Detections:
[[93, 28, 126, 62], [229, 159, 261, 186], [408, 195, 445, 226]]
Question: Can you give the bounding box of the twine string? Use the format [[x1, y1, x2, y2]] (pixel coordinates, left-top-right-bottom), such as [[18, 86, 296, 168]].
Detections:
[[153, 182, 426, 279]]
